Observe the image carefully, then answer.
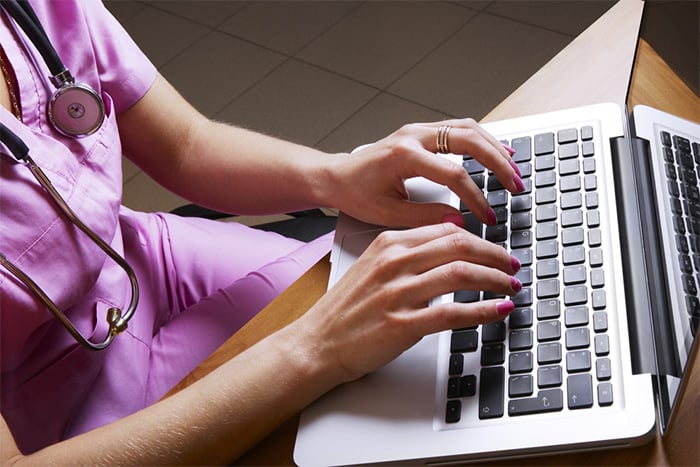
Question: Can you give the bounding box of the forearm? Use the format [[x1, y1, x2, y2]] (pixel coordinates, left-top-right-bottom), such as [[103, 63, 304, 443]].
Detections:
[[172, 119, 345, 215], [119, 74, 345, 216], [4, 326, 335, 466]]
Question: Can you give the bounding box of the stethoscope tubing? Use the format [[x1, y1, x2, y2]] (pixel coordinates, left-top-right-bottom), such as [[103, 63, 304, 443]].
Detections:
[[0, 125, 139, 350]]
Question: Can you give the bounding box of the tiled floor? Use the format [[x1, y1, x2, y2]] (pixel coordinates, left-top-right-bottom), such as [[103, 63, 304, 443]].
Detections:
[[105, 0, 616, 215]]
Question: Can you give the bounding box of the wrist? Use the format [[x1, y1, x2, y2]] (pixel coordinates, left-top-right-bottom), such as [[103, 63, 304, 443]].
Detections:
[[311, 152, 351, 210]]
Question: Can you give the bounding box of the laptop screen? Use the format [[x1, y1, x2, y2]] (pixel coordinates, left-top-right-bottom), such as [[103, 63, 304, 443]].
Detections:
[[625, 0, 700, 433], [627, 0, 699, 120]]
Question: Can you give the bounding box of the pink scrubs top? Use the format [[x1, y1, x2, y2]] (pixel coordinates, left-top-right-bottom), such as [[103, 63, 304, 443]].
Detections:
[[0, 0, 331, 454]]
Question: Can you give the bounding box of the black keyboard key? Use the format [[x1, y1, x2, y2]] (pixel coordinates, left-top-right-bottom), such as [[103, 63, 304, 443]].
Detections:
[[511, 247, 532, 266], [537, 299, 561, 319], [592, 290, 606, 309], [559, 159, 580, 176], [451, 329, 478, 353], [536, 258, 559, 278], [581, 126, 593, 141], [538, 365, 563, 388], [463, 213, 483, 238], [515, 266, 533, 286], [512, 287, 533, 307], [535, 221, 558, 240], [564, 285, 588, 306], [567, 373, 594, 409], [559, 174, 581, 192], [509, 375, 533, 397], [455, 289, 480, 303], [447, 376, 461, 398], [593, 311, 608, 332], [509, 351, 533, 373], [482, 321, 506, 343], [558, 143, 579, 159], [511, 137, 532, 163], [486, 224, 508, 243], [535, 155, 556, 171], [449, 354, 464, 375], [565, 328, 590, 349], [508, 389, 563, 416], [508, 307, 533, 328], [562, 227, 584, 246], [537, 320, 561, 342], [537, 279, 560, 299], [534, 133, 555, 155], [563, 265, 587, 285], [481, 343, 506, 366], [537, 342, 562, 364], [509, 330, 533, 351], [535, 170, 557, 188], [561, 192, 582, 210], [661, 131, 672, 147], [565, 306, 589, 328], [487, 190, 508, 207], [582, 141, 595, 157], [594, 334, 610, 355], [463, 159, 485, 174], [566, 350, 591, 372], [511, 212, 532, 230], [536, 240, 559, 259], [445, 399, 461, 423], [586, 192, 599, 209], [561, 209, 583, 228], [598, 382, 614, 406], [536, 187, 557, 205], [562, 245, 585, 264], [479, 367, 505, 419], [535, 204, 558, 222], [558, 128, 578, 144], [511, 195, 532, 213], [596, 357, 612, 380]]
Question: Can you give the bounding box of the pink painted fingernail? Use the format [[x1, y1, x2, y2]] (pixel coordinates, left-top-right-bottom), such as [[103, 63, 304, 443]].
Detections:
[[503, 144, 516, 156], [442, 213, 464, 228], [486, 207, 497, 226], [510, 255, 521, 273], [509, 159, 522, 177], [497, 300, 515, 316], [510, 277, 522, 294], [513, 174, 525, 193]]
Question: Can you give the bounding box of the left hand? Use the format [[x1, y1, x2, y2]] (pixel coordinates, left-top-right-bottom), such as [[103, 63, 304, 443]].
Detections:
[[324, 118, 523, 227]]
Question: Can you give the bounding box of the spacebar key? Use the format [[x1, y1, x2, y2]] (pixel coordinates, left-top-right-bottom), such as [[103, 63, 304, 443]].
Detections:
[[478, 367, 505, 419], [508, 389, 564, 416]]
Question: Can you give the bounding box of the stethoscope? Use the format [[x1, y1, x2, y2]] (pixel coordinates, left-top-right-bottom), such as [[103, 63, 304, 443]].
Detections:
[[0, 0, 105, 137], [0, 1, 139, 350]]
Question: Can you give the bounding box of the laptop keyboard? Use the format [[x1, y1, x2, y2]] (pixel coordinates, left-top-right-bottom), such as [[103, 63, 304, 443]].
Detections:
[[660, 130, 700, 335], [444, 126, 614, 424]]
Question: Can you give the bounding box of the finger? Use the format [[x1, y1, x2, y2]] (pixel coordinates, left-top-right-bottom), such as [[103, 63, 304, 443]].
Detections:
[[419, 120, 524, 196], [407, 229, 521, 276], [393, 146, 495, 225], [410, 299, 515, 337], [412, 261, 522, 305]]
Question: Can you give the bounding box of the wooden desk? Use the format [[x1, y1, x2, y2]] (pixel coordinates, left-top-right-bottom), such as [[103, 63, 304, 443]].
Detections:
[[167, 1, 700, 465]]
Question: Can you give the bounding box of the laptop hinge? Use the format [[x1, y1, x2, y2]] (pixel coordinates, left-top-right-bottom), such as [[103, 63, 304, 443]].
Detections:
[[610, 135, 681, 378]]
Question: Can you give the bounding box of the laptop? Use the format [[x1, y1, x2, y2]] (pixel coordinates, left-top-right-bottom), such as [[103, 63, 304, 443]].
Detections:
[[294, 2, 699, 465]]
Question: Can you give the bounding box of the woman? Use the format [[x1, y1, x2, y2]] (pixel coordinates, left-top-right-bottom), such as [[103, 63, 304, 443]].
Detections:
[[0, 0, 523, 463]]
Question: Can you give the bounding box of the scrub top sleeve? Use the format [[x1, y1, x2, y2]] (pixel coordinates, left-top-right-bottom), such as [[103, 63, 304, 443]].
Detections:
[[79, 0, 157, 113]]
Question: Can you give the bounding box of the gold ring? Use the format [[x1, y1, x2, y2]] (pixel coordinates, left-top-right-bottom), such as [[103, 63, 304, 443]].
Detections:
[[436, 125, 451, 154]]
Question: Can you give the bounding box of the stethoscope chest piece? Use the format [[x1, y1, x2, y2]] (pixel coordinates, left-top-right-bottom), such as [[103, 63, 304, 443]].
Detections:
[[49, 78, 105, 137]]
